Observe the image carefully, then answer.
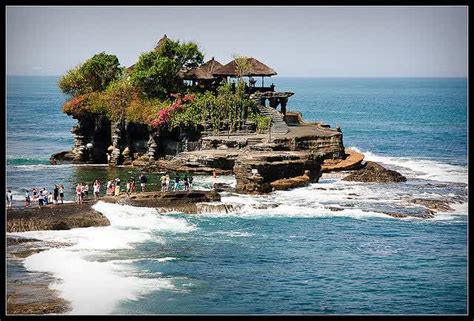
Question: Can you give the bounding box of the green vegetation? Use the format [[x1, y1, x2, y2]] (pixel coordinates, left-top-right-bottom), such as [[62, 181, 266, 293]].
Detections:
[[59, 52, 122, 96], [251, 114, 272, 133], [60, 37, 263, 133], [129, 37, 203, 98]]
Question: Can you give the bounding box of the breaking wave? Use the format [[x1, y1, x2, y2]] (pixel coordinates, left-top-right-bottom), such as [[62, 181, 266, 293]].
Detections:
[[10, 201, 195, 314]]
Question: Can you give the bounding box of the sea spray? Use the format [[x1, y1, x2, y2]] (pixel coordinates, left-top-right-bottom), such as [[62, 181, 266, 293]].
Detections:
[[13, 202, 196, 314], [349, 146, 468, 184]]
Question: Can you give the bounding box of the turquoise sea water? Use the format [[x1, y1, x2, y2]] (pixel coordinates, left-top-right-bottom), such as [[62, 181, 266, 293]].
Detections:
[[6, 76, 468, 314]]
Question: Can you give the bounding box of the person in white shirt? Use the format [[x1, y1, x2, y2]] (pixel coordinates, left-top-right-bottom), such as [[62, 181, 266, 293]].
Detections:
[[6, 190, 13, 208], [25, 190, 31, 208], [93, 180, 100, 201], [83, 184, 89, 199]]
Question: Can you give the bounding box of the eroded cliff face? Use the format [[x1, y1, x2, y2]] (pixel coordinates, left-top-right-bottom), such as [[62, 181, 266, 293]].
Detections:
[[68, 115, 202, 165], [71, 114, 112, 163], [234, 151, 324, 194], [62, 105, 345, 170]]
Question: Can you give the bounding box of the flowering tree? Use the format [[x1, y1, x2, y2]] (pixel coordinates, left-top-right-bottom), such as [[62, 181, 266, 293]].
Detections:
[[149, 94, 195, 128]]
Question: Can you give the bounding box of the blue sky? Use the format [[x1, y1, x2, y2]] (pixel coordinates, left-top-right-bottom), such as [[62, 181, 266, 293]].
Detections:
[[6, 6, 468, 77]]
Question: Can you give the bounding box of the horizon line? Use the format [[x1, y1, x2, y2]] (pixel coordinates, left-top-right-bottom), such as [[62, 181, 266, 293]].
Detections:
[[6, 74, 468, 79]]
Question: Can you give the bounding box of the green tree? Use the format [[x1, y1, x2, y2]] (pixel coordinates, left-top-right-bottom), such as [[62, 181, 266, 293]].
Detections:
[[130, 37, 204, 98], [233, 54, 251, 82], [103, 79, 136, 122], [59, 52, 122, 96]]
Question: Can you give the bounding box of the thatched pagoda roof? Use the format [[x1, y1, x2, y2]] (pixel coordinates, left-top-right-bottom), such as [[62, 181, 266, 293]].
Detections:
[[213, 57, 277, 77], [182, 57, 223, 80]]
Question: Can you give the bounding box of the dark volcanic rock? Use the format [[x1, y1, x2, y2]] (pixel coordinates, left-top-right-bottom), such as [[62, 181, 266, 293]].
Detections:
[[342, 161, 407, 183], [409, 198, 455, 213], [102, 190, 221, 214], [234, 151, 324, 194], [196, 202, 242, 214], [7, 203, 110, 232], [213, 182, 234, 192], [50, 150, 75, 164]]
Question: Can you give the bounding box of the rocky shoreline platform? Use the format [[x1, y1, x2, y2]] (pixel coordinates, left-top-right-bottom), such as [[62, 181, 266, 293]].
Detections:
[[7, 203, 110, 233], [7, 190, 222, 233], [7, 236, 72, 315]]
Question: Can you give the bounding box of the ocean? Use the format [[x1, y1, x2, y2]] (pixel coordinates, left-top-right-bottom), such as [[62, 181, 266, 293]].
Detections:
[[6, 76, 468, 314]]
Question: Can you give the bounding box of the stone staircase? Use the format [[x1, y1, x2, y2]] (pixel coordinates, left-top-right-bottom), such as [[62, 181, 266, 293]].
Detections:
[[247, 137, 265, 146], [258, 105, 289, 134]]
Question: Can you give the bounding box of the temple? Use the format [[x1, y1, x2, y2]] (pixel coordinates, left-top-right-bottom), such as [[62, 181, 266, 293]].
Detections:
[[53, 35, 348, 194]]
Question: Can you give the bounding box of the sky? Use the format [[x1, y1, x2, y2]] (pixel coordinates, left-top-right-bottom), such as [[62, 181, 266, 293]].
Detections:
[[6, 6, 468, 77]]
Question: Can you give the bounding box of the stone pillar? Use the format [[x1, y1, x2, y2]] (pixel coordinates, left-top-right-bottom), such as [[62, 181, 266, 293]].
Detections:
[[110, 121, 124, 165], [121, 121, 133, 165], [71, 122, 92, 163], [147, 131, 159, 162], [269, 97, 279, 109], [280, 97, 288, 115]]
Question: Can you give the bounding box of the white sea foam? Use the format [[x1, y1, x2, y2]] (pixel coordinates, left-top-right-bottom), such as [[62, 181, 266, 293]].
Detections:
[[350, 147, 468, 184], [12, 201, 194, 314], [190, 175, 236, 190], [23, 249, 174, 314], [109, 257, 177, 265], [212, 231, 254, 237]]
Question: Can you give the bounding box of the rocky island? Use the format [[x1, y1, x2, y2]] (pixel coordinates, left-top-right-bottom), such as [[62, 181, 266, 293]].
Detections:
[[49, 35, 376, 195]]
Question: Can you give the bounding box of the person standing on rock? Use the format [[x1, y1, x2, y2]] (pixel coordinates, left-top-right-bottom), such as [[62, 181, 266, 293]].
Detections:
[[189, 176, 193, 191], [130, 177, 136, 193], [6, 190, 13, 208], [76, 183, 83, 204], [48, 192, 54, 204], [94, 180, 100, 200], [32, 188, 38, 204], [126, 179, 132, 196], [184, 176, 190, 191], [174, 175, 180, 191], [212, 171, 218, 190], [53, 185, 59, 205], [38, 188, 44, 206], [115, 178, 121, 196], [25, 190, 31, 208], [59, 185, 65, 204], [42, 188, 49, 205], [160, 175, 167, 192], [139, 173, 147, 192], [83, 183, 89, 199]]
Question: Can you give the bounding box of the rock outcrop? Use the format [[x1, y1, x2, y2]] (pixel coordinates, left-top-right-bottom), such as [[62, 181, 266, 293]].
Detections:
[[270, 170, 312, 191], [101, 190, 221, 213], [7, 203, 110, 232], [234, 151, 324, 194], [408, 198, 455, 212], [322, 148, 364, 172], [342, 161, 407, 183], [49, 150, 75, 164]]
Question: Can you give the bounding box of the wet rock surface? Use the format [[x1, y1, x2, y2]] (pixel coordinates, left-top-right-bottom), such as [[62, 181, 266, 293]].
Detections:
[[322, 148, 364, 172], [7, 203, 110, 232], [234, 151, 324, 194], [49, 150, 75, 164], [342, 161, 407, 183], [7, 236, 72, 315], [408, 198, 455, 212], [102, 190, 221, 214], [196, 202, 242, 214], [270, 170, 312, 191]]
